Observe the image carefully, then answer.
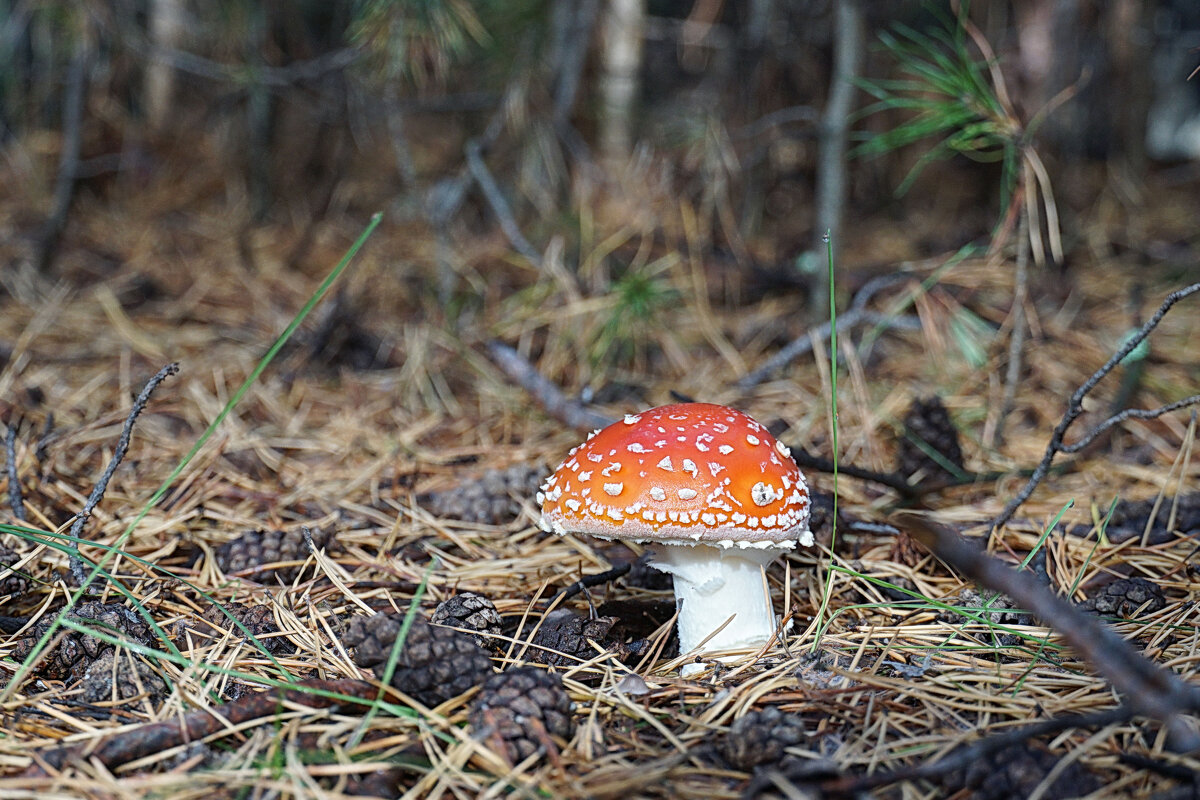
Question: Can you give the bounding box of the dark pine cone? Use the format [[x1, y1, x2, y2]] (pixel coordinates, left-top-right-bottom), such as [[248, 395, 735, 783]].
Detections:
[[80, 651, 168, 707], [470, 666, 575, 766], [952, 742, 1099, 800], [897, 395, 965, 482], [431, 592, 503, 650], [528, 609, 624, 668], [176, 601, 294, 655], [216, 528, 333, 582], [1077, 576, 1166, 618], [12, 601, 156, 683], [344, 613, 493, 707], [721, 706, 807, 771], [1104, 493, 1200, 543], [425, 463, 544, 525], [937, 588, 1030, 649], [0, 542, 32, 597]]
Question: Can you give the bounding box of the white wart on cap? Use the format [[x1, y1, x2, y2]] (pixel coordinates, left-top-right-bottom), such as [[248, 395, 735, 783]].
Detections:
[[537, 402, 812, 672]]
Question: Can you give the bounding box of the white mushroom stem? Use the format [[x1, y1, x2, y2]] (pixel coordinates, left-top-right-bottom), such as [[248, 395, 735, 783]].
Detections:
[[647, 542, 789, 672]]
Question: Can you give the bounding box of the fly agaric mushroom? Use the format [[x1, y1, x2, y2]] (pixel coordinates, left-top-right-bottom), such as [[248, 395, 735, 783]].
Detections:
[[537, 402, 811, 672]]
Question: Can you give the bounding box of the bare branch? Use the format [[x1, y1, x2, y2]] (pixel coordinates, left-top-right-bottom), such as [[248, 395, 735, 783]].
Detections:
[[896, 512, 1200, 749], [486, 341, 613, 432], [466, 141, 543, 267], [790, 446, 914, 495], [992, 282, 1200, 530], [1059, 394, 1200, 454], [736, 308, 921, 391], [23, 678, 378, 777], [68, 363, 180, 586], [552, 563, 631, 606], [821, 706, 1134, 794]]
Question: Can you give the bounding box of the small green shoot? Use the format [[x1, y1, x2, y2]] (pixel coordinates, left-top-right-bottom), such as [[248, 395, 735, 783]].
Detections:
[[811, 231, 839, 651]]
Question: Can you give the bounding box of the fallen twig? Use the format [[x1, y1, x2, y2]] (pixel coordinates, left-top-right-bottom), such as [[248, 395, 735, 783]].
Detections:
[[789, 445, 1040, 499], [68, 363, 180, 586], [465, 140, 542, 267], [896, 512, 1200, 749], [552, 564, 632, 606], [820, 705, 1134, 795], [1059, 394, 1200, 454], [991, 282, 1200, 530], [486, 340, 613, 431], [790, 446, 913, 495], [736, 272, 921, 391], [22, 677, 379, 777]]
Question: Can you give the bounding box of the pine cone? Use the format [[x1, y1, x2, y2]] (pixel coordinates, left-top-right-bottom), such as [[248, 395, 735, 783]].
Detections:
[[721, 706, 807, 771], [897, 396, 964, 481], [216, 528, 333, 582], [12, 601, 156, 683], [952, 742, 1098, 799], [1104, 494, 1200, 542], [0, 542, 32, 597], [175, 602, 294, 655], [470, 667, 574, 766], [1077, 576, 1166, 618], [425, 463, 544, 525], [431, 593, 503, 650], [937, 588, 1030, 648], [527, 609, 622, 668], [345, 613, 493, 707], [80, 650, 168, 706]]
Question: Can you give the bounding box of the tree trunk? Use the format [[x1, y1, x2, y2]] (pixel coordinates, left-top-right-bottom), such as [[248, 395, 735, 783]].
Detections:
[[144, 0, 186, 133], [810, 0, 863, 314], [597, 0, 645, 161]]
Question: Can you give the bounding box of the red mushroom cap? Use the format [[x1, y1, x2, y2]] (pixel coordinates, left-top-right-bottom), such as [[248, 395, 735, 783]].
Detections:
[[537, 403, 811, 548]]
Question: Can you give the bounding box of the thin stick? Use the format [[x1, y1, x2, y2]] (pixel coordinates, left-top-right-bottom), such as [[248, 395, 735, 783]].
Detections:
[[465, 141, 542, 267], [68, 363, 180, 586], [22, 678, 380, 777], [735, 309, 921, 391], [551, 563, 631, 606], [790, 446, 913, 495], [6, 424, 25, 522], [992, 282, 1200, 530], [897, 512, 1200, 748], [820, 705, 1134, 794], [1059, 394, 1200, 454], [486, 340, 613, 431]]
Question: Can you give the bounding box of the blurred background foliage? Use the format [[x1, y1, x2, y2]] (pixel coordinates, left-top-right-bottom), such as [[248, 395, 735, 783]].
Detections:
[[1, 0, 1197, 317]]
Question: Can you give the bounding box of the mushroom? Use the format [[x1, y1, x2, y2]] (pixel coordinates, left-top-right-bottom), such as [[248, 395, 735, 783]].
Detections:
[[537, 402, 812, 673]]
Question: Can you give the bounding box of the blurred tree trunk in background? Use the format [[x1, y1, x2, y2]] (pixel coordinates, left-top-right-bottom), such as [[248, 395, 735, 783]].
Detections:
[[1014, 0, 1153, 167], [550, 0, 600, 128], [1105, 0, 1153, 175], [144, 0, 186, 133], [811, 0, 863, 312], [598, 0, 645, 161]]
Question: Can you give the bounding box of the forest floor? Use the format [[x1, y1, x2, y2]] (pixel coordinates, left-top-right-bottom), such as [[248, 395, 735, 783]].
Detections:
[[0, 157, 1197, 799]]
